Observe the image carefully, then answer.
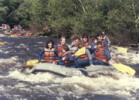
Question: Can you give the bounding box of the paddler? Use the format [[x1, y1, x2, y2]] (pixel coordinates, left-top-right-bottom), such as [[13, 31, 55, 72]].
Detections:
[[57, 45, 75, 67], [38, 39, 58, 63], [71, 42, 93, 68], [92, 41, 111, 65], [56, 36, 69, 58]]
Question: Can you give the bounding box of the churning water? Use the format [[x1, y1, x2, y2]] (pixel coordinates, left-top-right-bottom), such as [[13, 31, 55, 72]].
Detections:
[[0, 34, 139, 100]]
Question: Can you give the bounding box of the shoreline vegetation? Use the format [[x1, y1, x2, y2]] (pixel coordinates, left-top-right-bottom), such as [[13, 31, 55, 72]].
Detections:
[[0, 0, 139, 45]]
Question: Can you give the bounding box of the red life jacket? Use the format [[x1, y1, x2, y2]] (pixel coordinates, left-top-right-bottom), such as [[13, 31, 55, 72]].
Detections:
[[64, 60, 74, 67], [56, 43, 64, 57], [64, 54, 75, 67], [74, 42, 79, 48], [95, 48, 107, 61], [101, 40, 105, 48], [43, 48, 56, 63], [56, 43, 69, 57], [83, 42, 91, 50], [79, 54, 88, 60], [96, 40, 108, 50], [83, 42, 89, 47]]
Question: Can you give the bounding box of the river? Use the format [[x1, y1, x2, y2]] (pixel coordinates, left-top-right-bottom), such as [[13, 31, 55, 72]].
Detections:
[[0, 33, 139, 100]]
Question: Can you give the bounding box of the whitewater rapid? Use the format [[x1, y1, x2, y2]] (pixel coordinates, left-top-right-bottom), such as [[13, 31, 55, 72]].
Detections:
[[0, 34, 139, 100]]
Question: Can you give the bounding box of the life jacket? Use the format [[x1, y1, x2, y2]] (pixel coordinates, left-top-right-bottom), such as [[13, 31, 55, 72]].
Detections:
[[96, 40, 108, 50], [64, 60, 74, 67], [73, 42, 79, 48], [56, 43, 64, 57], [64, 54, 75, 67], [83, 42, 92, 51], [101, 40, 105, 48], [43, 48, 56, 63], [83, 42, 89, 47], [79, 54, 88, 60], [95, 48, 107, 61]]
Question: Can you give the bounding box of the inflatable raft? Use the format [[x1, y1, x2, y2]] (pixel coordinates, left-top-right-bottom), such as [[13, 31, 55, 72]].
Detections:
[[25, 63, 115, 77]]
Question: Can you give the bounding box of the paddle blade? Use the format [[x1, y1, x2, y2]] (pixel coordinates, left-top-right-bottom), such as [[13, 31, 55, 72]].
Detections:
[[0, 42, 6, 46], [115, 47, 128, 53], [111, 63, 136, 76], [25, 60, 39, 67], [72, 47, 86, 56]]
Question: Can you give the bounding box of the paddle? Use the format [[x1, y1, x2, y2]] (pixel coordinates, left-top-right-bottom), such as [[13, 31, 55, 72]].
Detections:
[[110, 62, 135, 76], [0, 42, 6, 46], [113, 46, 128, 53], [72, 47, 86, 56], [25, 60, 39, 67], [94, 56, 136, 76]]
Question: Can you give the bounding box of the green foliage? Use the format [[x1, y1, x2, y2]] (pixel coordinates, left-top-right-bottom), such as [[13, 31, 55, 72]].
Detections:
[[0, 0, 139, 43]]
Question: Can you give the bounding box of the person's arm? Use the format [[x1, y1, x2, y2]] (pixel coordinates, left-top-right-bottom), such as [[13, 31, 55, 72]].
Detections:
[[104, 49, 111, 61], [67, 53, 76, 63], [106, 37, 111, 45], [85, 48, 93, 65], [54, 50, 59, 57], [90, 42, 96, 54], [54, 50, 60, 61], [104, 40, 109, 49], [38, 50, 45, 61], [70, 42, 75, 48]]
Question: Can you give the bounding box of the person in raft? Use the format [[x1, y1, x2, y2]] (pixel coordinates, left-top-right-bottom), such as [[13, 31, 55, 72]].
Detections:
[[56, 36, 69, 59], [92, 41, 111, 65], [81, 34, 91, 49], [38, 40, 58, 63], [90, 33, 109, 55], [71, 42, 93, 68], [57, 45, 75, 67], [102, 31, 111, 46], [70, 36, 80, 52]]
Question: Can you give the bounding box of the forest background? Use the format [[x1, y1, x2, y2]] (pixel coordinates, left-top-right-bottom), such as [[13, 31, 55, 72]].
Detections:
[[0, 0, 139, 45]]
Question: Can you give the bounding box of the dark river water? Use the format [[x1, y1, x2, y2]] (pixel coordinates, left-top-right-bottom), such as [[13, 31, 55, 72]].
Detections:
[[0, 33, 139, 100]]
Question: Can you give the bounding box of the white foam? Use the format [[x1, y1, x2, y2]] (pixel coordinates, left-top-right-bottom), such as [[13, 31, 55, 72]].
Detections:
[[0, 56, 18, 63], [1, 44, 139, 97], [112, 48, 139, 64], [54, 73, 139, 95], [7, 70, 56, 83], [5, 69, 139, 96]]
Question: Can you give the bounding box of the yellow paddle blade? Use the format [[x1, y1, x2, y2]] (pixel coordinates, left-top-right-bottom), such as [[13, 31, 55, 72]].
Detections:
[[25, 60, 39, 67], [0, 42, 5, 46], [72, 47, 86, 56], [115, 47, 128, 53], [111, 63, 136, 76]]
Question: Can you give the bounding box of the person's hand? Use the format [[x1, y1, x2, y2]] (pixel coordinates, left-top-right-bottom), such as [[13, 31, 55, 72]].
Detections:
[[102, 59, 107, 63], [53, 61, 57, 64], [94, 40, 97, 43], [44, 48, 46, 51], [94, 46, 97, 48], [62, 57, 66, 61]]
